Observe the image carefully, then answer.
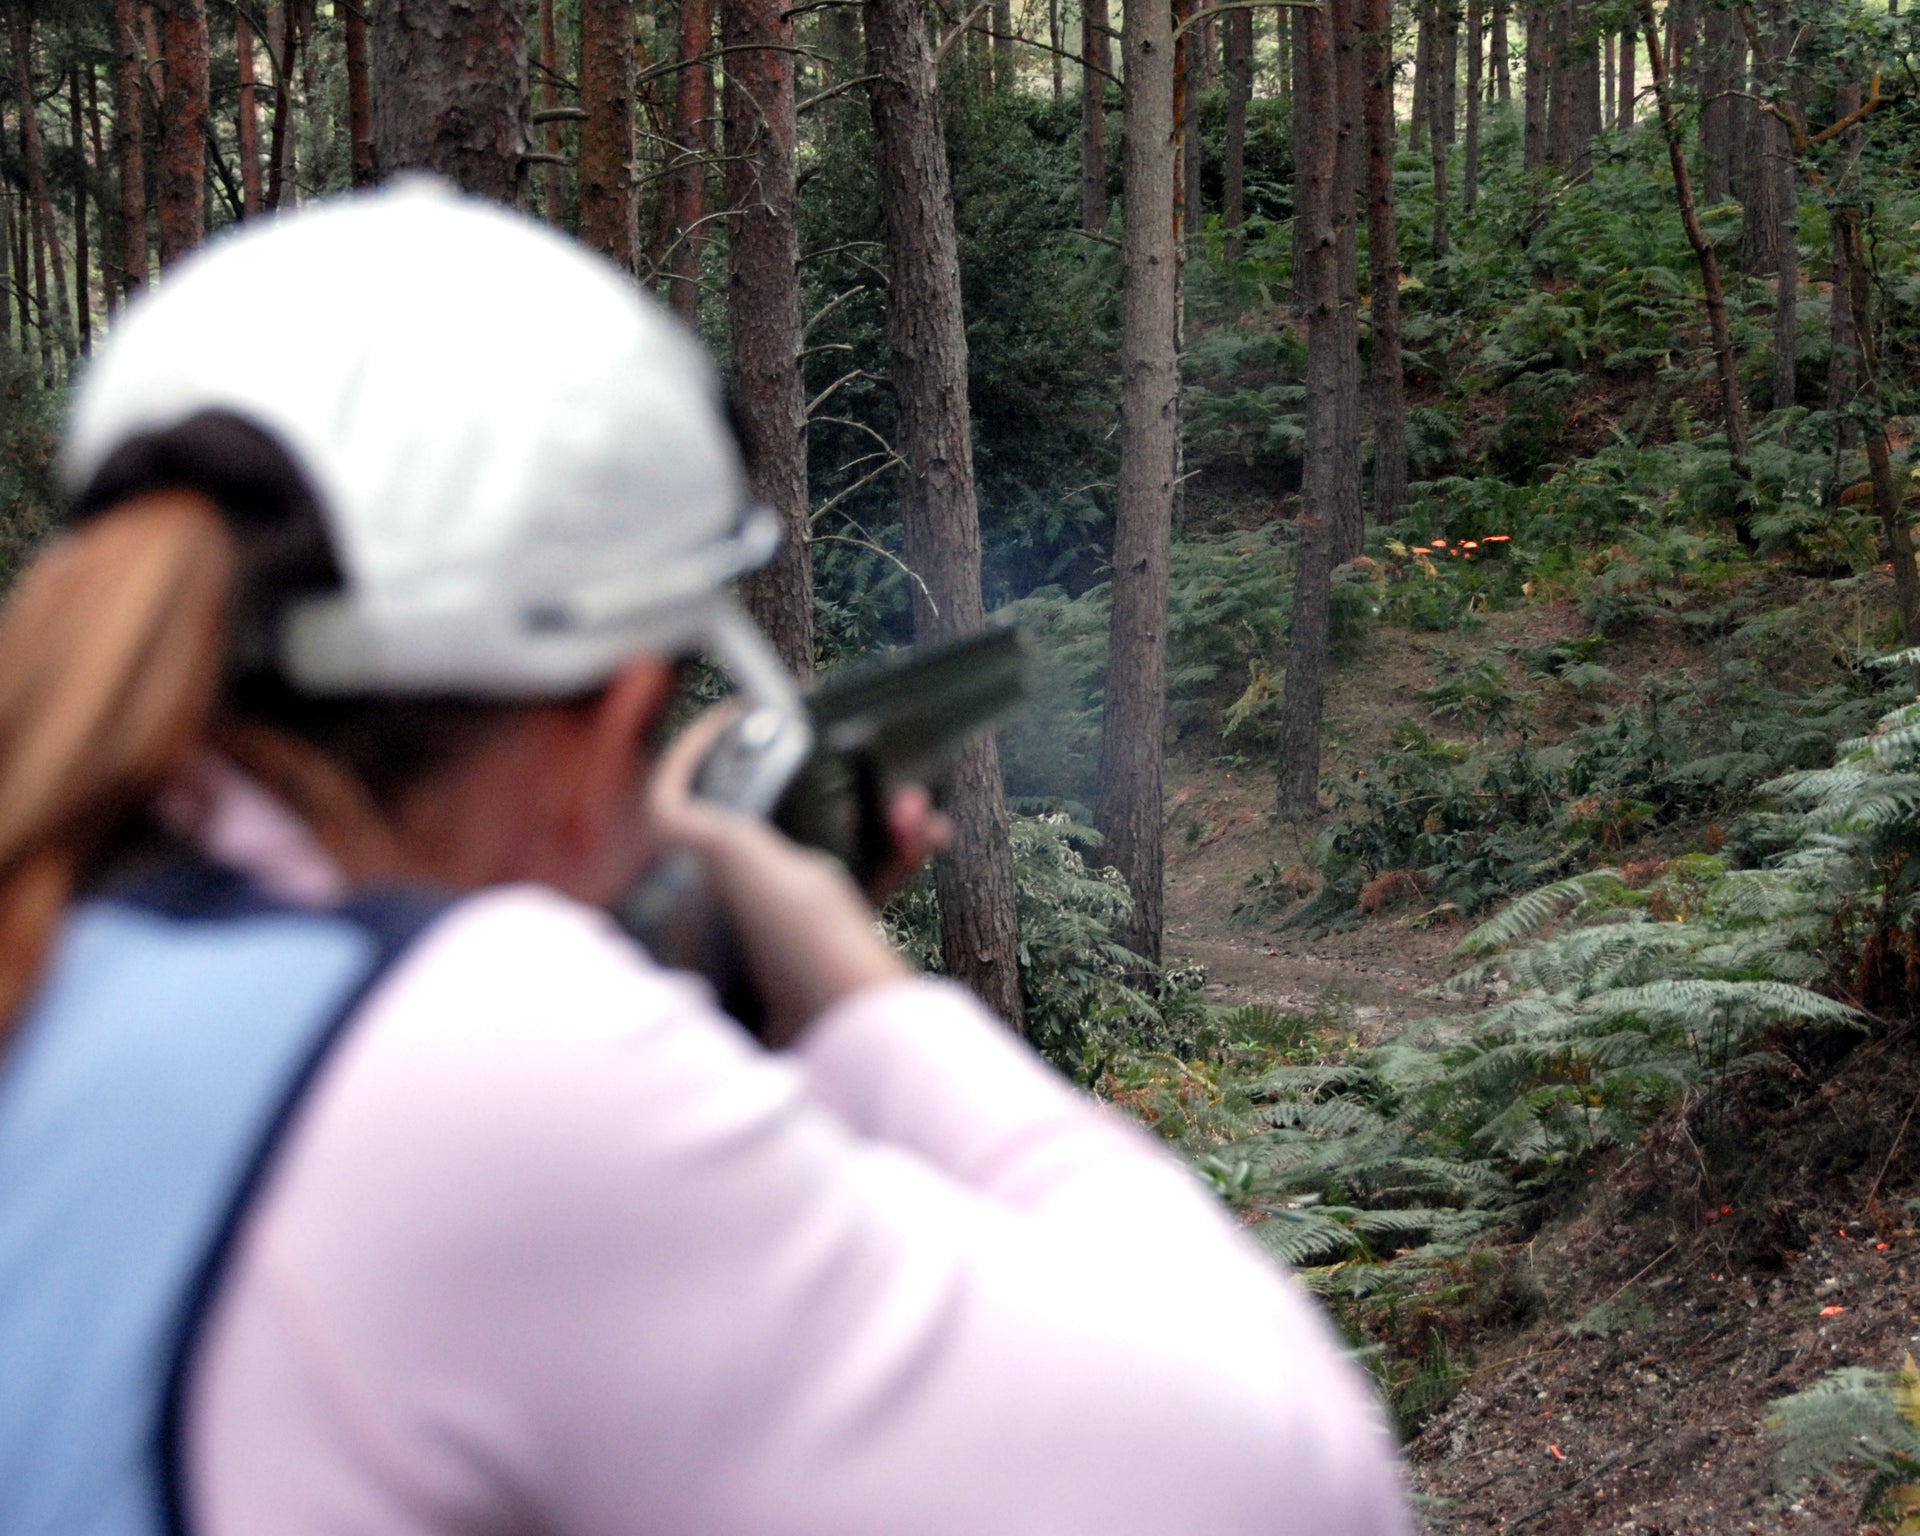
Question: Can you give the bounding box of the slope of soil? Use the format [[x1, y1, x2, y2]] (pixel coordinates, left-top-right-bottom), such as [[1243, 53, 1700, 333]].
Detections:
[[1156, 577, 1920, 1535]]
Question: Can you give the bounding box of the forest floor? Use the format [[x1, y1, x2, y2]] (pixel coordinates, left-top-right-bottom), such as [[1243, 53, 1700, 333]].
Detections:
[[1159, 587, 1920, 1535]]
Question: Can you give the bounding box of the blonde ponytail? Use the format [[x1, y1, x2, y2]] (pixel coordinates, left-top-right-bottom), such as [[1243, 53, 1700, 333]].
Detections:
[[0, 493, 234, 1035]]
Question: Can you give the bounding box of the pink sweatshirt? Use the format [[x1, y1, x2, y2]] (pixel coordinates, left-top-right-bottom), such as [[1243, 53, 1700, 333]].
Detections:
[[178, 769, 1413, 1535]]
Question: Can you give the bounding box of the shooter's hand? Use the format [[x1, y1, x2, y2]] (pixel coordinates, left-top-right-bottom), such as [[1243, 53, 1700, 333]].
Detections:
[[646, 708, 913, 1047]]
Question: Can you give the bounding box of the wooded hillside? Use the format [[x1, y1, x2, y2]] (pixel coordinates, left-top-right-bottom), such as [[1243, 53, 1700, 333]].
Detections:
[[5, 0, 1920, 1526]]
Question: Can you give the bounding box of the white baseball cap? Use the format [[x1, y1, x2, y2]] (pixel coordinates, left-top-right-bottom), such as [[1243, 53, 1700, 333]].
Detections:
[[62, 180, 796, 710]]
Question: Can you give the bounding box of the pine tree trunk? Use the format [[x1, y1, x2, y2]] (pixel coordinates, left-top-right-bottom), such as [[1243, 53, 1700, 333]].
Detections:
[[26, 164, 55, 378], [1522, 0, 1547, 167], [1570, 0, 1600, 173], [1545, 0, 1570, 164], [1080, 0, 1110, 231], [372, 0, 528, 203], [154, 0, 208, 265], [1699, 3, 1734, 203], [1092, 0, 1177, 969], [1408, 6, 1430, 150], [1224, 2, 1251, 256], [1642, 2, 1754, 540], [1276, 0, 1343, 820], [1438, 0, 1458, 147], [264, 2, 295, 209], [993, 0, 1015, 86], [1332, 0, 1364, 563], [67, 67, 90, 355], [84, 66, 116, 313], [1491, 0, 1510, 102], [1765, 0, 1798, 409], [341, 0, 374, 188], [1176, 0, 1196, 245], [865, 0, 1026, 1020], [1426, 0, 1450, 255], [537, 0, 565, 223], [1736, 35, 1778, 277], [1363, 0, 1407, 522], [0, 184, 11, 349], [577, 0, 636, 267], [1049, 0, 1061, 100], [7, 187, 26, 343], [722, 0, 814, 681], [1292, 0, 1315, 303], [1464, 0, 1482, 205], [110, 0, 147, 299], [236, 11, 263, 212], [1617, 23, 1633, 126], [662, 0, 714, 317], [1825, 79, 1859, 455], [8, 5, 73, 366], [1728, 23, 1750, 203]]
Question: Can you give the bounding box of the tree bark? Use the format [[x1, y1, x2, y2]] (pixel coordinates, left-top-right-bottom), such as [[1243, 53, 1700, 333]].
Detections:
[[723, 0, 814, 681], [1616, 22, 1633, 126], [578, 0, 636, 267], [1699, 3, 1735, 203], [341, 0, 374, 188], [1332, 0, 1363, 563], [1408, 5, 1430, 150], [1464, 0, 1482, 205], [1080, 0, 1110, 231], [537, 0, 565, 223], [1426, 0, 1450, 255], [8, 4, 72, 367], [1275, 0, 1344, 820], [1825, 83, 1858, 454], [1177, 0, 1200, 246], [1736, 32, 1779, 277], [1545, 0, 1571, 164], [993, 0, 1015, 87], [83, 65, 116, 315], [236, 10, 264, 212], [1049, 0, 1062, 100], [0, 181, 12, 349], [1603, 28, 1613, 123], [110, 0, 147, 299], [1092, 0, 1178, 970], [1522, 0, 1547, 167], [1491, 0, 1510, 102], [1642, 3, 1754, 540], [25, 155, 55, 378], [67, 66, 90, 355], [660, 0, 715, 319], [264, 1, 295, 209], [372, 0, 528, 203], [865, 0, 1026, 1021], [154, 0, 208, 265], [1363, 0, 1407, 523], [1765, 0, 1798, 409], [1224, 2, 1251, 256], [1569, 0, 1600, 172]]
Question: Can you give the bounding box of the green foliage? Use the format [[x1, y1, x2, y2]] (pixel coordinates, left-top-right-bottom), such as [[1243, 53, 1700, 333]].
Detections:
[[1302, 611, 1895, 919], [1771, 1355, 1920, 1532], [0, 353, 59, 588], [883, 814, 1204, 1079]]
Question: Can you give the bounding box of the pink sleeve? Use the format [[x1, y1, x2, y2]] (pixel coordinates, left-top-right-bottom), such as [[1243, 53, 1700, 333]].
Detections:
[[189, 887, 1413, 1536]]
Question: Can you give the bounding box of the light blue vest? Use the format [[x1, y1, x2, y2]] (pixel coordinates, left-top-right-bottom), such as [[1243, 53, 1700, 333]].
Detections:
[[0, 860, 447, 1536]]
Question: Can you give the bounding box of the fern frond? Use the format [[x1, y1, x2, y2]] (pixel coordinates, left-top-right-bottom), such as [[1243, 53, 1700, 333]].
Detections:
[[1455, 869, 1628, 957]]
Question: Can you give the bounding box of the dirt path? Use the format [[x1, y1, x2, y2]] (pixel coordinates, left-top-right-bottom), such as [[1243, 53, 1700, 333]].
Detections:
[[1160, 760, 1470, 1040]]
